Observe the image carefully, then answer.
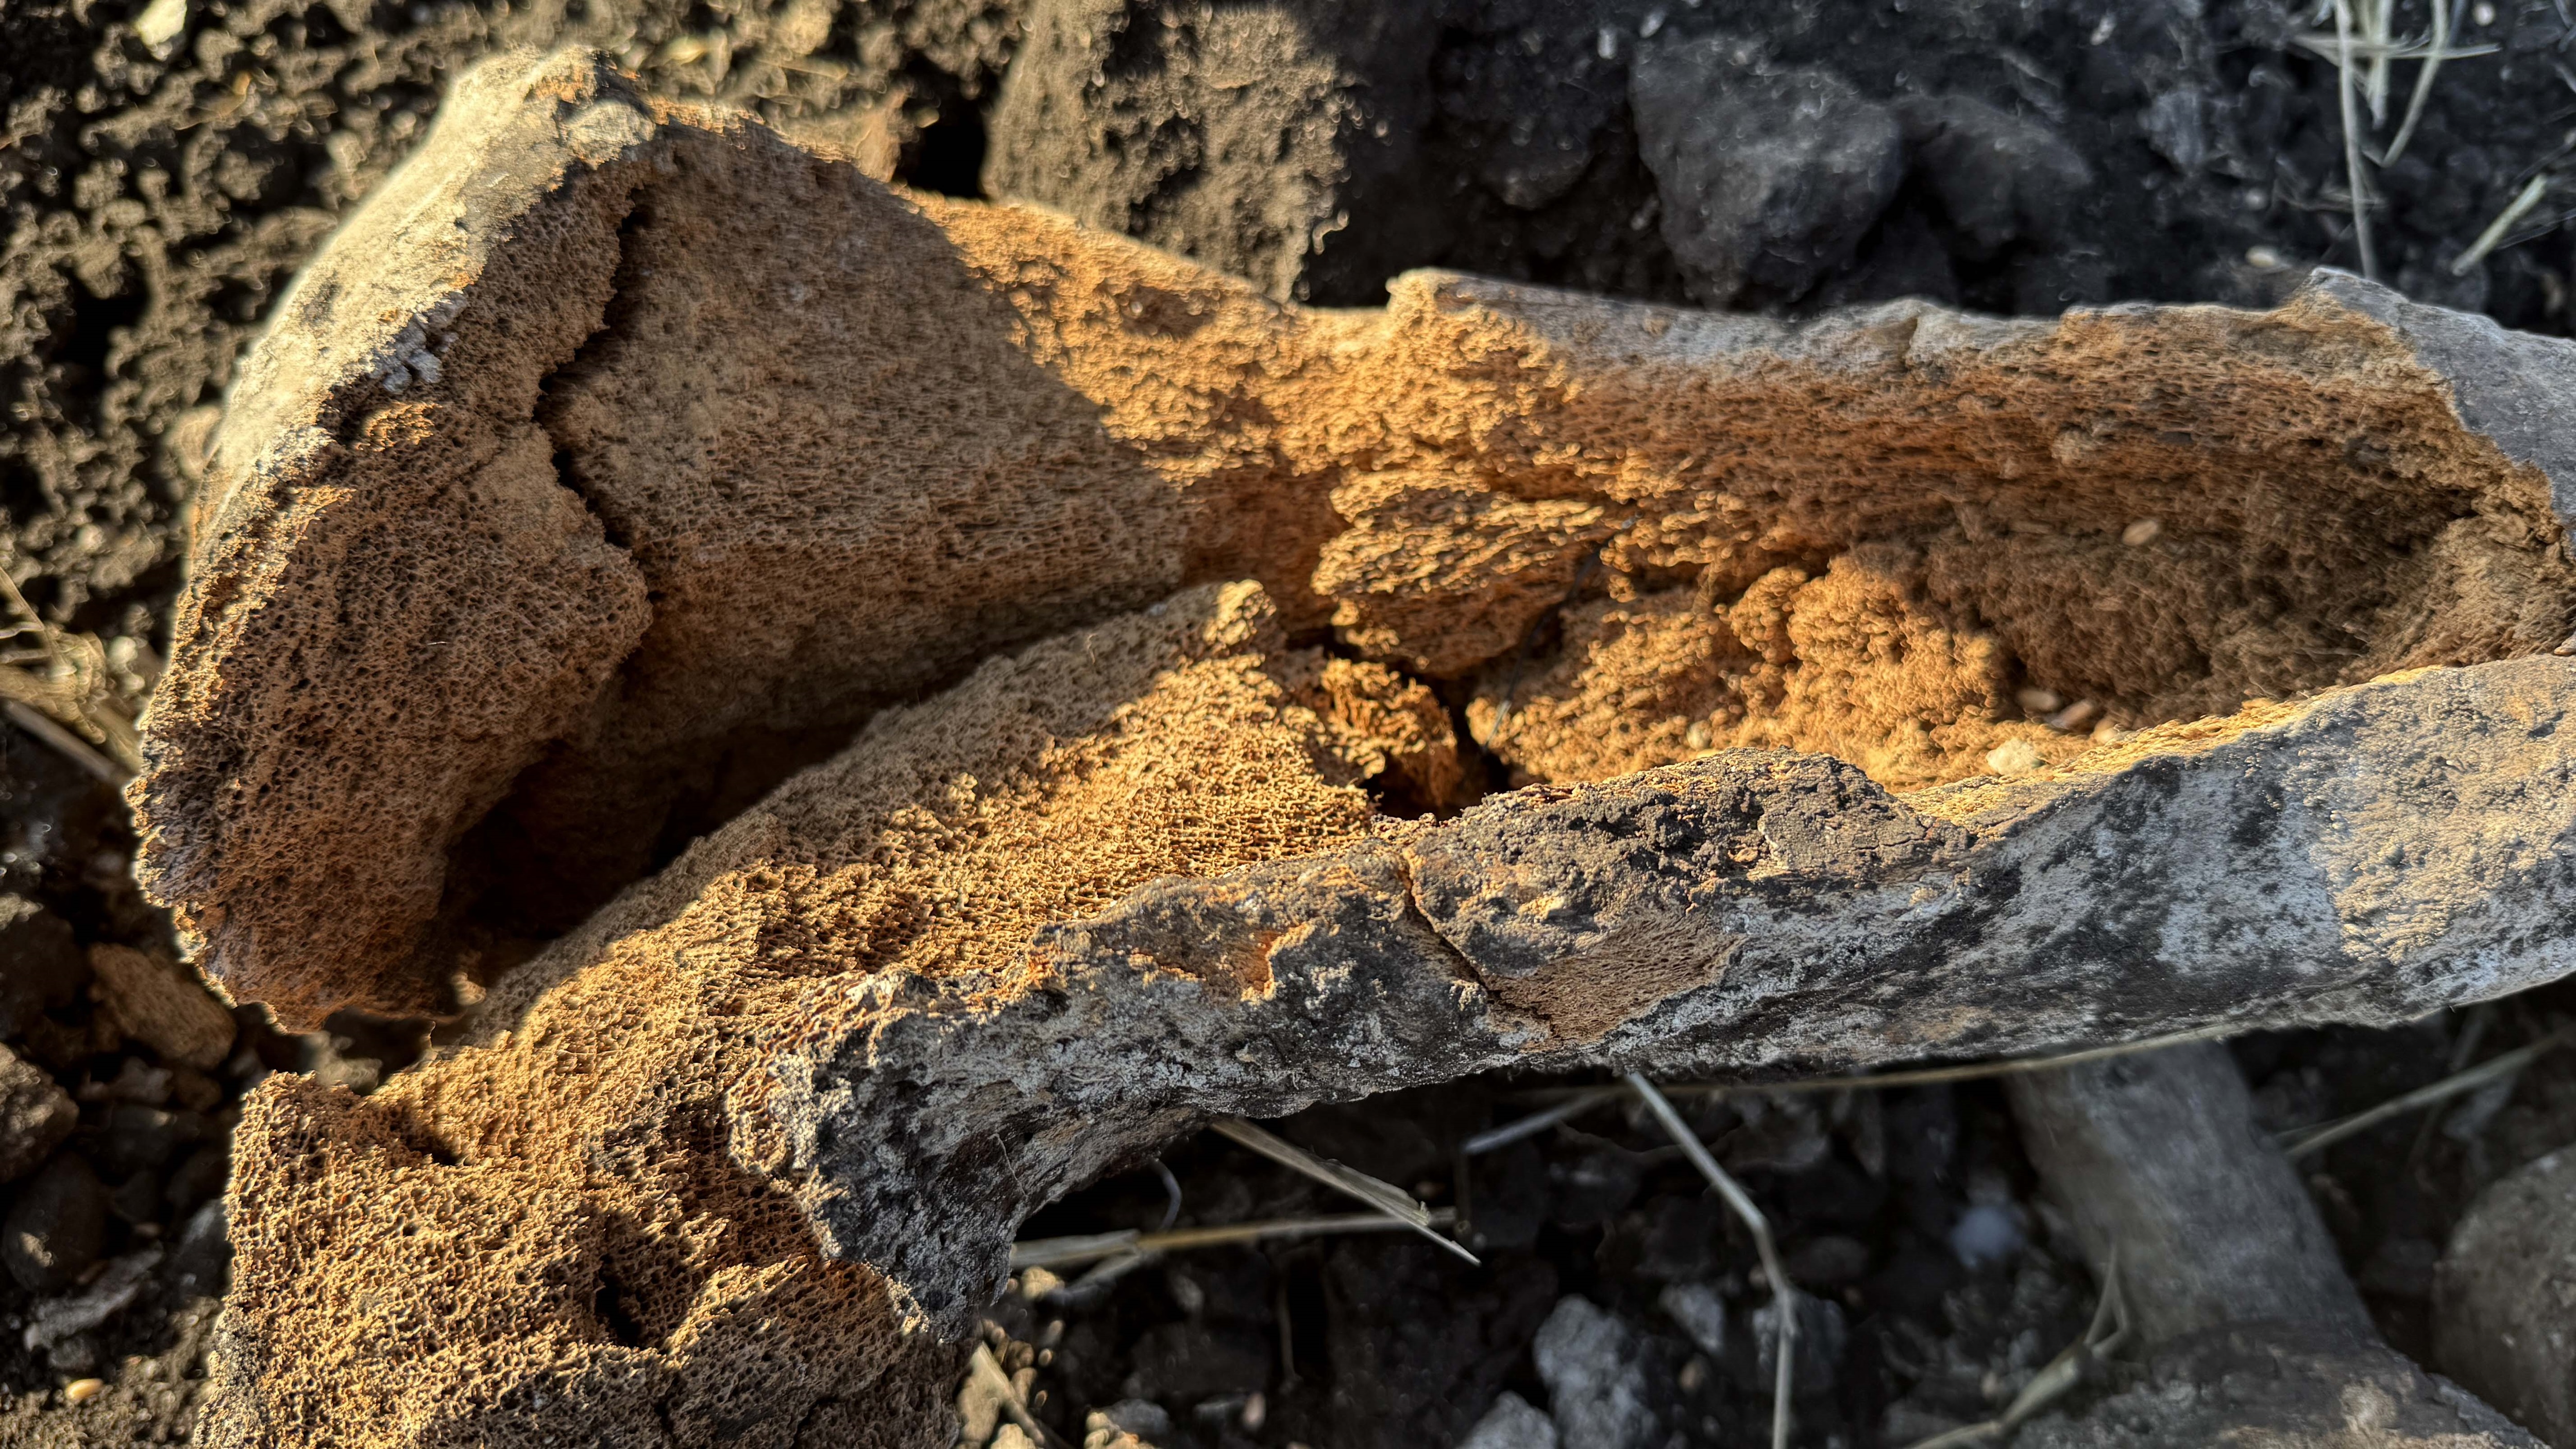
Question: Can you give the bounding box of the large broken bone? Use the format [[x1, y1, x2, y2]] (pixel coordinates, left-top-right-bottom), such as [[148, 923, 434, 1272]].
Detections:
[[136, 49, 2576, 1029], [143, 47, 2576, 1446], [211, 580, 1434, 1446]]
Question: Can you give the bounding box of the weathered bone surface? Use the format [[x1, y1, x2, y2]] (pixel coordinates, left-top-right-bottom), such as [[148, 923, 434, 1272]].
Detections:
[[790, 654, 2576, 1326], [140, 46, 2576, 1445], [136, 50, 2576, 1029]]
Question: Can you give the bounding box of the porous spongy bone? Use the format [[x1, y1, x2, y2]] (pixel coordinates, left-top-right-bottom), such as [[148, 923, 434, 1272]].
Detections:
[[219, 629, 2576, 1443], [133, 49, 2576, 1027], [209, 579, 1444, 1447]]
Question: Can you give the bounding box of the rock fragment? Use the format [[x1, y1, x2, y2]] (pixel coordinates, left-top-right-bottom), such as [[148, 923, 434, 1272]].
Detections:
[[2007, 1039, 2533, 1444], [1657, 1282, 1728, 1360], [982, 0, 1444, 303], [2007, 1042, 2370, 1347], [2013, 1326, 2540, 1448], [0, 1044, 77, 1185], [1460, 1389, 1560, 1449], [1629, 38, 1904, 304], [2435, 1147, 2576, 1444], [1532, 1296, 1660, 1449], [1750, 1294, 1848, 1399], [88, 944, 235, 1071], [0, 895, 87, 1037], [22, 1248, 164, 1354], [1437, 31, 1620, 212], [1893, 95, 2093, 256], [4, 1155, 109, 1294]]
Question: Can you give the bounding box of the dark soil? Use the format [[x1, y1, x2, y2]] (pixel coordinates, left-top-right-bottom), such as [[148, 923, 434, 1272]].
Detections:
[[1, 0, 1016, 642], [975, 992, 2576, 1449], [9, 0, 2576, 1443], [999, 1076, 2095, 1448], [0, 736, 423, 1446]]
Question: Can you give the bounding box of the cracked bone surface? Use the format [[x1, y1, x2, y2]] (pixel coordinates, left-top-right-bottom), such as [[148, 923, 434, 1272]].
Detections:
[[138, 47, 2576, 1446]]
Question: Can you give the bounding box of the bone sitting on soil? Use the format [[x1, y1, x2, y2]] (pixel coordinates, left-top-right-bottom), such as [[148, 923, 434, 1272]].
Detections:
[[134, 43, 2576, 1447], [133, 51, 2576, 1029], [2006, 1043, 2539, 1444]]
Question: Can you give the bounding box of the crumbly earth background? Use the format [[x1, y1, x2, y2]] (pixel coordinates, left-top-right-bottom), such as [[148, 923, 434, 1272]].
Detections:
[[8, 0, 2576, 1444]]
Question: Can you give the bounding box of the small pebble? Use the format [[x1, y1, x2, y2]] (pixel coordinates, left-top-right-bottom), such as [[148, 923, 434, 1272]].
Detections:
[[1752, 1293, 1850, 1392], [1534, 1296, 1657, 1449], [2015, 686, 2061, 716], [1460, 1389, 1560, 1449], [1985, 739, 2044, 776], [0, 1044, 78, 1185], [2122, 518, 2162, 546], [5, 1155, 108, 1292], [63, 1377, 103, 1404], [1657, 1280, 1728, 1358], [1948, 1202, 2026, 1268], [2245, 246, 2282, 268]]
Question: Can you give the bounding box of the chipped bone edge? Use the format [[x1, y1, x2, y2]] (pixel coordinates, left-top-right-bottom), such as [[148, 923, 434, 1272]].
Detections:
[[776, 653, 2576, 1332]]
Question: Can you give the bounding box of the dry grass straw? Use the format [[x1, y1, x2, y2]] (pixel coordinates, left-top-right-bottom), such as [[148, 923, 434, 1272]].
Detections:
[[0, 701, 125, 784], [2281, 1020, 2576, 1159], [2451, 171, 2554, 274], [1210, 1117, 1479, 1264], [1900, 1247, 2130, 1448], [1484, 1022, 2244, 1148], [1460, 1093, 1607, 1155], [2332, 0, 2383, 279], [1010, 1209, 1465, 1272], [2294, 0, 2508, 279], [1626, 1072, 1798, 1449], [2381, 0, 2452, 163]]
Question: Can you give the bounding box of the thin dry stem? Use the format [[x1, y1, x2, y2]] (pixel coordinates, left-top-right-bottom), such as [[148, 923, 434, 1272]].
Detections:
[[1506, 1022, 2243, 1124], [2452, 171, 2553, 274], [1901, 1246, 2129, 1448], [2367, 0, 2393, 124], [0, 555, 64, 676], [3, 700, 127, 785], [1211, 1117, 1479, 1265], [1011, 1209, 1464, 1272], [1462, 1094, 1609, 1154], [2408, 1002, 2494, 1167], [2289, 30, 2495, 61], [2380, 0, 2452, 165], [2332, 0, 2382, 278], [1626, 1073, 1796, 1449], [2282, 1021, 2576, 1158]]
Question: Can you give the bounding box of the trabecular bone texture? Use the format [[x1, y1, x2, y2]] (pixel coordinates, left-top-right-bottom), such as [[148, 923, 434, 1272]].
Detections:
[[138, 47, 2576, 1448]]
